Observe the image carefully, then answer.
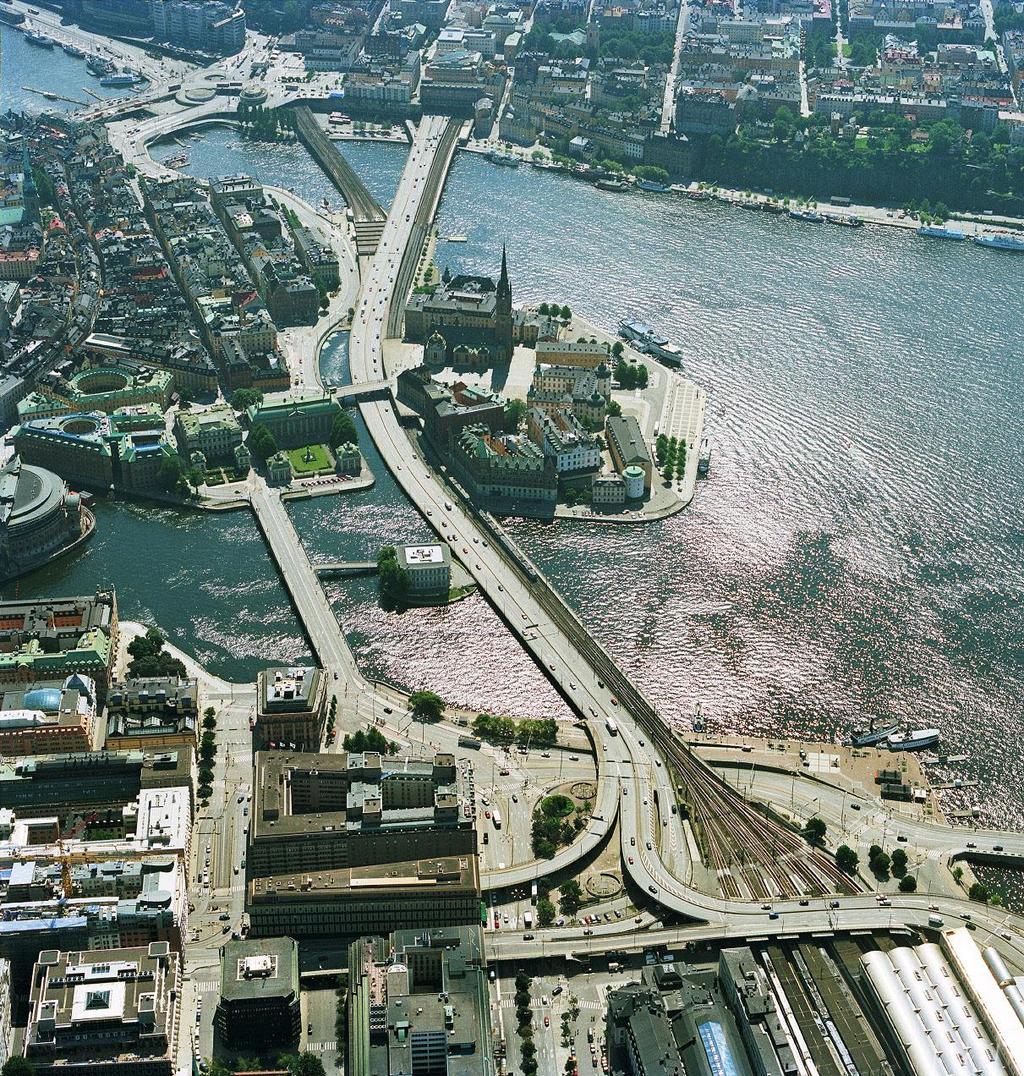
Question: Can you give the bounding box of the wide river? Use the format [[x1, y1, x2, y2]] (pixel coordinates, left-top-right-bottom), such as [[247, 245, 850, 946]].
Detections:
[[5, 28, 1024, 839]]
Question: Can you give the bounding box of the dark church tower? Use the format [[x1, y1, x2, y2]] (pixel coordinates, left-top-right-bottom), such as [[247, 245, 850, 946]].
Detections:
[[495, 245, 513, 360], [496, 244, 512, 315]]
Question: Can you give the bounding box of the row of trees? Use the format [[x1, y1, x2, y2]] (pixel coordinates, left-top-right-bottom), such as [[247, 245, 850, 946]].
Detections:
[[237, 102, 298, 143], [343, 726, 399, 754], [514, 972, 540, 1076], [325, 693, 337, 741], [532, 878, 585, 926], [198, 708, 218, 804], [537, 302, 573, 320], [656, 434, 686, 483], [471, 713, 559, 747], [693, 114, 1024, 216]]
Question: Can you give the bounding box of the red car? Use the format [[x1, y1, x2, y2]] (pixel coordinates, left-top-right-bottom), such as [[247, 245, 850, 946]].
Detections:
[[485, 810, 491, 819], [544, 1016, 550, 1027]]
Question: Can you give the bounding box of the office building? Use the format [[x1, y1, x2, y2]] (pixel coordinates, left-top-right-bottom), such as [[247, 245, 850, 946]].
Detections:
[[254, 666, 326, 751], [23, 942, 181, 1076], [150, 0, 246, 55], [247, 750, 478, 936], [246, 391, 341, 449], [174, 405, 243, 463], [347, 926, 492, 1076], [105, 677, 198, 753], [215, 937, 301, 1050], [398, 544, 451, 599], [526, 407, 602, 474]]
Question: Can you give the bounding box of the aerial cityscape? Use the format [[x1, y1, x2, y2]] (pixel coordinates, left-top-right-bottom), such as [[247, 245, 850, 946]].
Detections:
[[0, 0, 1022, 1075]]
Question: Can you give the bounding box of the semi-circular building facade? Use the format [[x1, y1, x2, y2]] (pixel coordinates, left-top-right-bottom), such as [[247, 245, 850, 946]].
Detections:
[[0, 455, 94, 582]]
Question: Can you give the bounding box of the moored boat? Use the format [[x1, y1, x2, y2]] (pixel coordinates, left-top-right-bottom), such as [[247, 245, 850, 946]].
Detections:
[[62, 42, 87, 58], [637, 179, 670, 192], [595, 178, 628, 192], [846, 720, 899, 747], [25, 29, 53, 47], [974, 231, 1024, 252], [789, 207, 824, 223], [917, 224, 966, 240], [887, 728, 940, 751]]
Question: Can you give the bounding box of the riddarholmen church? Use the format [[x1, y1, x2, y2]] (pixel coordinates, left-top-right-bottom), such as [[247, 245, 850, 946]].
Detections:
[[403, 247, 514, 364]]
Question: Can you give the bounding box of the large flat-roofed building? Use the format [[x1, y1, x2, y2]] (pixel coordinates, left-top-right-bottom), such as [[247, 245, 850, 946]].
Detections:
[[215, 937, 300, 1050], [23, 941, 180, 1076], [248, 854, 480, 938], [247, 750, 478, 936], [0, 748, 192, 824], [399, 544, 451, 599], [254, 667, 326, 751], [606, 414, 653, 491], [0, 675, 97, 757], [249, 750, 475, 876], [347, 926, 492, 1076]]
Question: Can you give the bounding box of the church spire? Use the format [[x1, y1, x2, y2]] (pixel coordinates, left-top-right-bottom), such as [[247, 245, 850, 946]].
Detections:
[[496, 244, 511, 313]]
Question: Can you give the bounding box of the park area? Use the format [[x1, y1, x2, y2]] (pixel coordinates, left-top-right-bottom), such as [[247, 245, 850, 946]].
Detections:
[[286, 444, 334, 476]]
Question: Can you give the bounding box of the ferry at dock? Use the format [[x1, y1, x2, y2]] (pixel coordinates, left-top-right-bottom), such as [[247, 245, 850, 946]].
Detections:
[[845, 720, 899, 747], [25, 29, 53, 47], [918, 224, 966, 241], [100, 72, 139, 87], [887, 728, 940, 751], [637, 179, 670, 192], [789, 207, 824, 223], [618, 319, 683, 367], [441, 234, 468, 242], [974, 231, 1024, 253], [488, 150, 520, 167], [62, 43, 87, 58], [595, 178, 628, 192]]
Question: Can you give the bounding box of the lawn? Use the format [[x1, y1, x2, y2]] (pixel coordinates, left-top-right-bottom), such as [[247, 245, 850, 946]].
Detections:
[[286, 444, 333, 475]]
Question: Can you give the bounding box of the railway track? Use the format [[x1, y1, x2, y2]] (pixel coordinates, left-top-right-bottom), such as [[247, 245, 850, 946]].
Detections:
[[475, 511, 858, 900]]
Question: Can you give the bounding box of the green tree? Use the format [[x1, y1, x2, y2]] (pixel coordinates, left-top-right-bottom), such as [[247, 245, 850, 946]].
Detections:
[[231, 388, 263, 411], [2, 1059, 36, 1076], [559, 879, 583, 916], [898, 874, 917, 893], [560, 305, 571, 320], [157, 454, 185, 494], [284, 1054, 327, 1076], [890, 848, 908, 878], [343, 727, 397, 754], [869, 848, 891, 878], [248, 423, 278, 462], [537, 897, 556, 926], [969, 882, 991, 903], [409, 689, 445, 723], [803, 817, 827, 845], [538, 302, 550, 315], [377, 546, 410, 610], [611, 340, 624, 358], [606, 400, 622, 418], [506, 398, 528, 429], [202, 713, 217, 731], [330, 410, 358, 447], [836, 845, 859, 873]]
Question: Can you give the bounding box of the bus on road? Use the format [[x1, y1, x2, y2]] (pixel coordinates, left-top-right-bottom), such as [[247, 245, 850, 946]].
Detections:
[[492, 809, 503, 829]]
